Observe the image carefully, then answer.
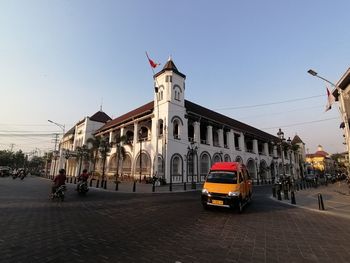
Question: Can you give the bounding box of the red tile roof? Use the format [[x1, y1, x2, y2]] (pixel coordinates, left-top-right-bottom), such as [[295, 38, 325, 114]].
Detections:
[[96, 99, 278, 142]]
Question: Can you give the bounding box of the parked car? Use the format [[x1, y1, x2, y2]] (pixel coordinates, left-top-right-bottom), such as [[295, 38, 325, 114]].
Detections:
[[318, 174, 327, 185]]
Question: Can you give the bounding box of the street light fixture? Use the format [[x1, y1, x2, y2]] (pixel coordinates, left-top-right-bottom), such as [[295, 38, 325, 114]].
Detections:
[[48, 119, 65, 135], [187, 141, 198, 189], [277, 128, 286, 180]]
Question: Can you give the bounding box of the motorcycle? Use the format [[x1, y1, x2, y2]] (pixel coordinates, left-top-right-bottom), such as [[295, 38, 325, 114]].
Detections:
[[77, 181, 89, 195], [51, 185, 67, 201]]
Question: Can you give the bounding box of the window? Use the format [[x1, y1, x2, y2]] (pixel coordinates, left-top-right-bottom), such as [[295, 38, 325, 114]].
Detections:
[[173, 120, 179, 139], [206, 171, 237, 184], [159, 120, 163, 137], [200, 154, 210, 178], [166, 75, 172, 82], [172, 156, 181, 175]]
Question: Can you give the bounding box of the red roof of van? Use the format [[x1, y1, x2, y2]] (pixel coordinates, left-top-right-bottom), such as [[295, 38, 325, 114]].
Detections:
[[210, 162, 242, 172]]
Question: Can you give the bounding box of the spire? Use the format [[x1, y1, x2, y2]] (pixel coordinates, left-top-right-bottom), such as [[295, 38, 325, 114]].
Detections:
[[153, 57, 186, 79]]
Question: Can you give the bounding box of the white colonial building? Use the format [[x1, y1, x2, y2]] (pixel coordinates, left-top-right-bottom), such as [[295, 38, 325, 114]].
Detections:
[[50, 110, 111, 177], [93, 58, 304, 184]]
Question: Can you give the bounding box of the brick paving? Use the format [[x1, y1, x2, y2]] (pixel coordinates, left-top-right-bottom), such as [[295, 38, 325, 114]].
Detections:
[[1, 176, 350, 262]]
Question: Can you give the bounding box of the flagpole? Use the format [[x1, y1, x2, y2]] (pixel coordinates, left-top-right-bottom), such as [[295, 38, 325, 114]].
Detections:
[[146, 51, 161, 179]]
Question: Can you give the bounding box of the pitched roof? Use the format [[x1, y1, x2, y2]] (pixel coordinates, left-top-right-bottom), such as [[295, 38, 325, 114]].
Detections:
[[154, 59, 186, 79], [292, 134, 304, 144], [96, 100, 278, 141], [95, 101, 154, 134], [89, 111, 112, 123], [185, 100, 277, 141]]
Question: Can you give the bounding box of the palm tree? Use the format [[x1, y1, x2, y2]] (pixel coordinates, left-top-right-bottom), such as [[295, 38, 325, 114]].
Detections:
[[114, 135, 127, 182], [87, 136, 102, 176], [98, 138, 112, 181], [76, 144, 90, 176]]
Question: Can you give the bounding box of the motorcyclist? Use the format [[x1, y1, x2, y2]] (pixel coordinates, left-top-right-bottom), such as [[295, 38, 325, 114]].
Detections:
[[52, 168, 67, 194], [78, 169, 89, 182], [77, 169, 89, 191]]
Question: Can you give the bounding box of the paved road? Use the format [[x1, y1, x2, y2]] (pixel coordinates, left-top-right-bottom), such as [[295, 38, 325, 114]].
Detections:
[[1, 176, 350, 263]]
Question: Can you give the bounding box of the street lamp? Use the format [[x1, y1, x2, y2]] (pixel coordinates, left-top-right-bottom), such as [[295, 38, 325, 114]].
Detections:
[[287, 137, 293, 180], [307, 69, 350, 176], [48, 119, 65, 135], [98, 138, 111, 184], [277, 128, 286, 180], [187, 141, 198, 189]]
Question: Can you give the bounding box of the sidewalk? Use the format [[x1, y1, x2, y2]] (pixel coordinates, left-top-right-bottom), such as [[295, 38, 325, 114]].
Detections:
[[272, 181, 350, 219]]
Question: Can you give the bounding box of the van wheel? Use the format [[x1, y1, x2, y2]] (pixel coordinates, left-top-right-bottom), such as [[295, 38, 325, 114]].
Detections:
[[237, 198, 243, 213]]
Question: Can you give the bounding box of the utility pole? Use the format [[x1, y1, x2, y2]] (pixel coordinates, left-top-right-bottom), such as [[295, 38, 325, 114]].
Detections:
[[51, 133, 60, 176]]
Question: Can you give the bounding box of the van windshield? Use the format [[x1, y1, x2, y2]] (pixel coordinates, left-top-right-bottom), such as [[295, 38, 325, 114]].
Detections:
[[206, 171, 237, 184]]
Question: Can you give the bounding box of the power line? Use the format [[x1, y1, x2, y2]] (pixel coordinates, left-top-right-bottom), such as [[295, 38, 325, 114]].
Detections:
[[214, 94, 324, 110], [262, 117, 338, 130]]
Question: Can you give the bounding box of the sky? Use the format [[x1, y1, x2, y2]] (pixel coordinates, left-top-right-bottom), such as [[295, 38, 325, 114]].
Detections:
[[1, 0, 349, 156]]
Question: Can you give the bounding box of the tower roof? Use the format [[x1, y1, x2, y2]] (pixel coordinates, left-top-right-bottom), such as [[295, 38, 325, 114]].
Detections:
[[154, 58, 186, 79], [291, 134, 304, 144], [89, 111, 112, 123]]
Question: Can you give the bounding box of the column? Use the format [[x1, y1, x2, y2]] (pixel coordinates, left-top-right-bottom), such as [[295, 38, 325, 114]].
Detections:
[[207, 125, 213, 146], [194, 121, 200, 143]]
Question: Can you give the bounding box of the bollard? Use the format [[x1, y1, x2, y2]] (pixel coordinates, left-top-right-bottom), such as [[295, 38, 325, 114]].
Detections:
[[169, 182, 172, 192], [300, 182, 303, 190], [296, 183, 299, 191], [272, 186, 276, 198], [74, 177, 77, 184], [133, 181, 136, 192], [318, 193, 325, 210], [257, 179, 259, 185], [152, 183, 155, 192], [184, 182, 187, 191], [104, 180, 107, 189], [291, 191, 296, 204], [70, 177, 73, 183], [96, 179, 100, 188], [90, 179, 93, 187], [115, 181, 119, 191]]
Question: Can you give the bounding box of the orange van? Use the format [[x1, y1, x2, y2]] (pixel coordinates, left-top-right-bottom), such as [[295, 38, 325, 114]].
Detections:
[[201, 162, 252, 212]]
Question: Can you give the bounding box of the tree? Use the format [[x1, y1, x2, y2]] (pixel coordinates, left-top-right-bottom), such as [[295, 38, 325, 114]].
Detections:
[[76, 144, 90, 176], [98, 138, 112, 181], [87, 136, 102, 175], [114, 135, 127, 181]]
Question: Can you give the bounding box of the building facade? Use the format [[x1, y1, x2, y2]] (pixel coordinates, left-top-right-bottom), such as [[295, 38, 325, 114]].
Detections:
[[333, 68, 350, 175], [50, 110, 111, 176], [94, 59, 304, 183]]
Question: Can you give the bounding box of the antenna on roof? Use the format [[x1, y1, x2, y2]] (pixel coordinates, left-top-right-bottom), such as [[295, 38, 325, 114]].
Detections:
[[100, 97, 103, 111], [168, 55, 172, 61]]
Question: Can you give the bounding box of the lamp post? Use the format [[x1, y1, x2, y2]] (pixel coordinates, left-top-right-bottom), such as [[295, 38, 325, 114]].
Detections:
[[187, 141, 198, 189], [287, 137, 293, 180], [64, 149, 71, 172], [48, 120, 65, 174], [277, 128, 286, 180], [307, 69, 350, 176]]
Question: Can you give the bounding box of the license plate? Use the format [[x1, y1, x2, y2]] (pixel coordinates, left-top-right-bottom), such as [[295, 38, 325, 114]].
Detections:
[[211, 199, 223, 205]]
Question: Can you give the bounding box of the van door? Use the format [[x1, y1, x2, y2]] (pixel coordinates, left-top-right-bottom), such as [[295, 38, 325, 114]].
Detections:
[[238, 172, 245, 198]]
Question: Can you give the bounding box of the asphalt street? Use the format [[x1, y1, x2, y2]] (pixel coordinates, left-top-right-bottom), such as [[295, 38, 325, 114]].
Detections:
[[1, 176, 350, 263]]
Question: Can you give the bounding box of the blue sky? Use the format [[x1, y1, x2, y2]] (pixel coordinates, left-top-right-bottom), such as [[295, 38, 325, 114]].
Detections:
[[0, 0, 349, 155]]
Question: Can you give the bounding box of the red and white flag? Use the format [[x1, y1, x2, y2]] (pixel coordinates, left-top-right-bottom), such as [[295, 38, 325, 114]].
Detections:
[[325, 87, 335, 112], [146, 52, 160, 69]]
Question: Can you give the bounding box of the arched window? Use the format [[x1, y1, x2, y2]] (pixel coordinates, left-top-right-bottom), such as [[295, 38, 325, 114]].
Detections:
[[157, 156, 164, 177], [172, 156, 181, 175], [122, 154, 132, 176], [200, 153, 210, 181], [158, 119, 163, 137], [125, 130, 134, 144], [173, 120, 179, 139], [212, 154, 221, 164], [224, 154, 231, 162], [109, 154, 117, 172]]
